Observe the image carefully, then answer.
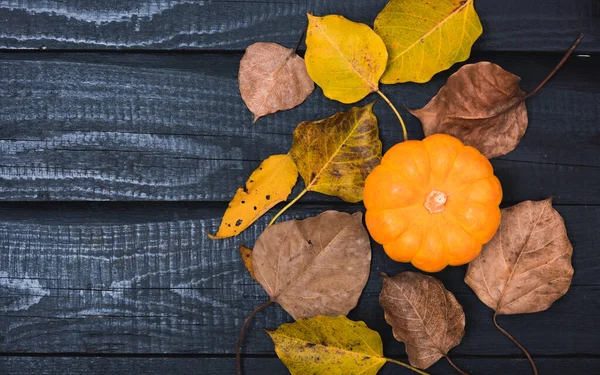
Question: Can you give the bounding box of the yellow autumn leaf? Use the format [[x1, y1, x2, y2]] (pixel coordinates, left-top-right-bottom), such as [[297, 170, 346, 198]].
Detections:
[[267, 316, 387, 375], [289, 103, 382, 203], [209, 154, 298, 239], [374, 0, 483, 83], [305, 14, 388, 104]]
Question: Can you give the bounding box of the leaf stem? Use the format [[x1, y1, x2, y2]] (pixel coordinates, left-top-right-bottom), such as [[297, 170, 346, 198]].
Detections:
[[386, 358, 430, 375], [237, 300, 274, 375], [444, 355, 469, 375], [293, 25, 308, 53], [525, 33, 584, 99], [268, 188, 308, 226], [376, 89, 408, 141], [493, 313, 539, 375]]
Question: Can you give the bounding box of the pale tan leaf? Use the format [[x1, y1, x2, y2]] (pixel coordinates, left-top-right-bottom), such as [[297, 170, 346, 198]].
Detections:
[[239, 42, 314, 121], [465, 198, 574, 315], [253, 211, 371, 319], [379, 272, 465, 369]]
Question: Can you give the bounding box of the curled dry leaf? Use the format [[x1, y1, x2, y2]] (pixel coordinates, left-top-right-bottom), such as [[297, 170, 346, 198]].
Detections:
[[465, 198, 574, 315], [209, 154, 298, 239], [305, 14, 387, 104], [268, 315, 387, 375], [410, 62, 528, 159], [239, 42, 314, 122], [380, 272, 465, 369], [374, 0, 482, 84], [290, 103, 382, 203], [239, 245, 257, 282], [253, 211, 371, 319]]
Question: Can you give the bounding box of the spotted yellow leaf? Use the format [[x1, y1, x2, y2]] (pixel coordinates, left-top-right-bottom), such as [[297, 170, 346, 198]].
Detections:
[[305, 14, 388, 104], [209, 154, 298, 239], [290, 103, 382, 203], [267, 315, 387, 375], [374, 0, 483, 83]]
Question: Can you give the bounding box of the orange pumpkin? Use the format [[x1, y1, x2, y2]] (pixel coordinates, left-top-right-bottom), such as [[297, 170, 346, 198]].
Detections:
[[364, 134, 502, 272]]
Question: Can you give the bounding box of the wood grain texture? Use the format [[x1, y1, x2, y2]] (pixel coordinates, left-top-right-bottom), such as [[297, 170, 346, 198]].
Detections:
[[1, 52, 598, 202], [0, 0, 597, 51], [1, 356, 600, 375], [0, 203, 597, 355]]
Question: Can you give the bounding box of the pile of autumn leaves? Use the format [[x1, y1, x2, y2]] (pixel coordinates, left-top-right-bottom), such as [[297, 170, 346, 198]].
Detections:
[[209, 0, 580, 374]]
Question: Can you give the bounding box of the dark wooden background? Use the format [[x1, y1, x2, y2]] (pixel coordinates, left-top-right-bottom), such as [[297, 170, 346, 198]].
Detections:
[[0, 1, 598, 374]]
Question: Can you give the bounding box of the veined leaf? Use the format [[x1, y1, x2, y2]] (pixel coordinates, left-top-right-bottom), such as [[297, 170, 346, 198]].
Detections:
[[374, 0, 482, 83], [209, 154, 298, 239], [305, 14, 388, 104], [267, 315, 386, 375], [253, 211, 371, 319], [290, 103, 382, 203]]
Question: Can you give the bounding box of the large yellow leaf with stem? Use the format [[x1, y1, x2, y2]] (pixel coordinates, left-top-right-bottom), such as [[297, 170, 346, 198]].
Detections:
[[374, 0, 482, 84], [305, 13, 409, 140], [209, 154, 298, 239]]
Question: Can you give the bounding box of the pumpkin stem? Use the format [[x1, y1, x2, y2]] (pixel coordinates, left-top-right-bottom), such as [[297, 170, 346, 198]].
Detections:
[[424, 190, 447, 214], [376, 89, 408, 141]]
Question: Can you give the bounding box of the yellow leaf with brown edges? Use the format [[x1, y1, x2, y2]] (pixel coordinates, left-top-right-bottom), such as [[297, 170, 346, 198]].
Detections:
[[374, 0, 482, 83], [239, 245, 257, 282], [305, 14, 388, 104], [290, 103, 382, 203], [209, 154, 298, 239], [267, 315, 386, 375]]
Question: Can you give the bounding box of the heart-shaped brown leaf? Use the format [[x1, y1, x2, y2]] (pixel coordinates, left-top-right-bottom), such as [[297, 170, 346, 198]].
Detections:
[[410, 62, 528, 159], [465, 198, 574, 315], [379, 272, 465, 369], [239, 42, 314, 121], [253, 210, 371, 319]]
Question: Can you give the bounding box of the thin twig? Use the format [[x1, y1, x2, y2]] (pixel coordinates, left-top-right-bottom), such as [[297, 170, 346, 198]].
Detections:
[[268, 188, 307, 226], [237, 300, 274, 375], [493, 313, 539, 375], [386, 358, 431, 375], [525, 33, 584, 98], [445, 355, 469, 375], [293, 25, 308, 53], [376, 90, 408, 141]]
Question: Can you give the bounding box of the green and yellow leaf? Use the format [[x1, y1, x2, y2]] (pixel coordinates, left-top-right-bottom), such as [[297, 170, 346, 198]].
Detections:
[[290, 103, 382, 203], [305, 14, 388, 104], [374, 0, 482, 84], [267, 315, 386, 375], [209, 154, 298, 239]]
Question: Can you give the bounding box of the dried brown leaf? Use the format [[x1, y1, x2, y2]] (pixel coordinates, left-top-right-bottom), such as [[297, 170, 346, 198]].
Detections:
[[465, 198, 574, 315], [410, 62, 528, 158], [253, 210, 371, 319], [239, 42, 314, 121], [239, 244, 257, 282], [379, 272, 465, 369]]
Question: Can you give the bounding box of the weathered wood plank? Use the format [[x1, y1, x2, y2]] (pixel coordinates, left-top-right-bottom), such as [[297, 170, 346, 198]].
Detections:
[[1, 356, 599, 375], [1, 52, 598, 202], [0, 204, 597, 355], [0, 0, 597, 51]]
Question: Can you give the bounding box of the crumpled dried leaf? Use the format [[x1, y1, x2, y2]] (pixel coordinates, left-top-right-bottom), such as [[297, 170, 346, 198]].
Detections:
[[239, 42, 314, 121], [209, 154, 298, 239], [380, 272, 465, 369], [305, 14, 387, 104], [410, 62, 528, 158], [267, 315, 386, 375], [465, 198, 574, 315], [374, 0, 482, 84], [239, 245, 257, 282], [253, 211, 371, 319], [290, 103, 382, 203]]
